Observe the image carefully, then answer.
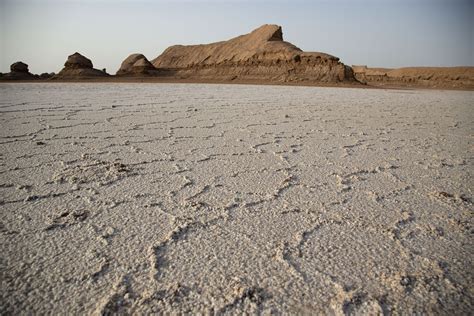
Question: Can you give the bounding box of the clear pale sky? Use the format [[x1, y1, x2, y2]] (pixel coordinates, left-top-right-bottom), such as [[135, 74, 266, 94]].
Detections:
[[1, 0, 473, 74]]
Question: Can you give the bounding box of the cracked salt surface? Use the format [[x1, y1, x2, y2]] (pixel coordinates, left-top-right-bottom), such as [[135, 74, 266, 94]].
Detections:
[[0, 83, 473, 314]]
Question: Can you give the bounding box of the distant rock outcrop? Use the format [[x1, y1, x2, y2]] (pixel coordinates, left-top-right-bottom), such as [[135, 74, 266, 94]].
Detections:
[[39, 72, 55, 79], [65, 52, 93, 69], [116, 54, 157, 76], [11, 62, 29, 73], [0, 61, 37, 80], [54, 52, 108, 79], [151, 24, 356, 83], [353, 65, 474, 89]]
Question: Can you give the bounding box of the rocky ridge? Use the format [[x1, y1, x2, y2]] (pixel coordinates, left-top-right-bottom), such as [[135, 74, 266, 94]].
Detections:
[[2, 24, 473, 89], [352, 65, 474, 89], [151, 24, 356, 83]]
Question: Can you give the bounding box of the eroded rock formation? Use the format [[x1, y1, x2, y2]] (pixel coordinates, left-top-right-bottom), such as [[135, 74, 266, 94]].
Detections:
[[39, 72, 55, 79], [353, 65, 474, 89], [151, 24, 356, 83], [54, 52, 108, 79], [11, 62, 29, 73], [1, 61, 37, 80], [116, 54, 157, 76]]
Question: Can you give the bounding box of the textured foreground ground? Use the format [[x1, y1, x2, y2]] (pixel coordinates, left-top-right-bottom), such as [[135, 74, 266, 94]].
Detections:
[[0, 83, 472, 314]]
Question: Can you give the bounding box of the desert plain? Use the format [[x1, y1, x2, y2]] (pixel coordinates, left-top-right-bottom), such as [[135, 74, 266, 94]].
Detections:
[[0, 82, 473, 314]]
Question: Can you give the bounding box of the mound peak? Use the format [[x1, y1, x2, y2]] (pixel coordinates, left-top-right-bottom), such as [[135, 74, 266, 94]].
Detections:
[[152, 24, 303, 69], [248, 24, 283, 42], [65, 52, 93, 69]]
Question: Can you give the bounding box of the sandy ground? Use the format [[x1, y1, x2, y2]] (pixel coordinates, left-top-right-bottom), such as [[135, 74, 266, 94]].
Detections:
[[0, 83, 472, 314]]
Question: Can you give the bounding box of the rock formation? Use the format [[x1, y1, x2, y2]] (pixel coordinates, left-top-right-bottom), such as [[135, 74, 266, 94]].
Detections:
[[11, 62, 29, 73], [54, 52, 108, 79], [65, 53, 92, 69], [353, 65, 474, 89], [39, 72, 55, 79], [1, 61, 37, 80], [116, 54, 157, 76], [152, 24, 356, 83]]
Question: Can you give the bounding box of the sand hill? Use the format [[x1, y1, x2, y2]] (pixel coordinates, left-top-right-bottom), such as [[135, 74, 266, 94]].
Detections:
[[151, 24, 356, 83], [54, 53, 109, 79]]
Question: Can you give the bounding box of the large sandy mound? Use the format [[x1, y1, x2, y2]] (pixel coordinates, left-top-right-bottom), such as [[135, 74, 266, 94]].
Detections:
[[353, 65, 474, 89], [116, 54, 157, 76], [54, 52, 108, 79], [152, 24, 356, 83]]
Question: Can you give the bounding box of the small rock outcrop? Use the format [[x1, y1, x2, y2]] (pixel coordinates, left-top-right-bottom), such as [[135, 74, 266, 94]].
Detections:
[[39, 72, 55, 79], [1, 61, 37, 80], [54, 52, 108, 79], [151, 24, 357, 83], [116, 54, 157, 75], [11, 62, 29, 73], [65, 53, 93, 69]]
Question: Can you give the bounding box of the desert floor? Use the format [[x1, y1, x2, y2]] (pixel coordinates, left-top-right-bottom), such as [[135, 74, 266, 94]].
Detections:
[[0, 83, 472, 314]]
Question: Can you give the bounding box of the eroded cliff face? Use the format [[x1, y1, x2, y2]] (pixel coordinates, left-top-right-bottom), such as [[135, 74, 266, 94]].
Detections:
[[151, 24, 356, 83]]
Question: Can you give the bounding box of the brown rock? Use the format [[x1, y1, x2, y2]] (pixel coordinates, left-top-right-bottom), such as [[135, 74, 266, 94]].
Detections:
[[11, 62, 29, 73], [54, 52, 108, 79], [0, 61, 37, 80], [64, 52, 93, 69], [39, 72, 55, 79], [116, 54, 156, 76], [352, 65, 474, 88], [151, 24, 356, 83]]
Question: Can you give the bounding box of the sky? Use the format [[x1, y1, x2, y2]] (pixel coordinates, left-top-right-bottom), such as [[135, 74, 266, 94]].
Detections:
[[1, 0, 473, 74]]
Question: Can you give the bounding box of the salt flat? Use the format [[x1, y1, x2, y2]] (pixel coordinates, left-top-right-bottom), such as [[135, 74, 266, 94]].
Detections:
[[0, 83, 472, 314]]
